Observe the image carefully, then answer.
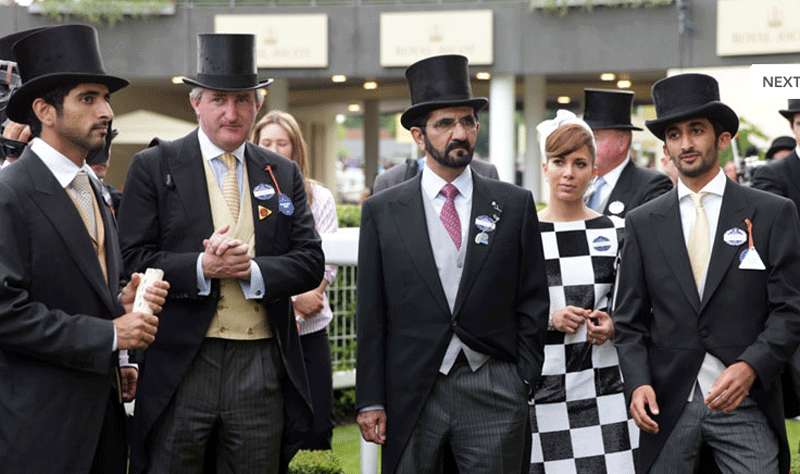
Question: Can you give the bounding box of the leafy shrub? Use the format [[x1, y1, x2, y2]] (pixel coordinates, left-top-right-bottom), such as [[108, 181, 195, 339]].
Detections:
[[289, 450, 345, 474]]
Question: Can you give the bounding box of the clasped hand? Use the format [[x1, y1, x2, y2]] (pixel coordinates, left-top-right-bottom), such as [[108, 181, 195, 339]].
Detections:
[[551, 305, 614, 345], [202, 225, 252, 280]]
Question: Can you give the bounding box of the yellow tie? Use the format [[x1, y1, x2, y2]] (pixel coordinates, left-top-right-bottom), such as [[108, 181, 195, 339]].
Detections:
[[221, 152, 240, 221], [687, 192, 710, 292], [68, 170, 98, 242]]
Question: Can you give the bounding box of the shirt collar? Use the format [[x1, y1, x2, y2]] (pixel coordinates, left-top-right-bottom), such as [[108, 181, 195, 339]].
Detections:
[[30, 137, 99, 188], [599, 155, 630, 189], [677, 167, 727, 201], [421, 163, 473, 202], [197, 126, 246, 163], [795, 144, 800, 160]]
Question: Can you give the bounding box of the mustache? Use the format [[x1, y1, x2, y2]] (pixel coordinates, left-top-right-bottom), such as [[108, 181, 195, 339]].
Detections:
[[446, 140, 471, 154]]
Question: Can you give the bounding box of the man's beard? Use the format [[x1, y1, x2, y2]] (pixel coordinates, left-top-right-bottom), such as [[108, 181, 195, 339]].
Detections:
[[424, 134, 475, 169], [61, 123, 106, 155], [671, 145, 718, 178]]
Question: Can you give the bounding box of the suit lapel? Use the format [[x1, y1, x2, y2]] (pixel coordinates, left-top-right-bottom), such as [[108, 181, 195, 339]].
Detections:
[[245, 144, 279, 253], [699, 180, 751, 312], [24, 151, 118, 314], [452, 173, 497, 318], [651, 188, 701, 312], [391, 174, 451, 317], [602, 160, 634, 214], [170, 130, 214, 239]]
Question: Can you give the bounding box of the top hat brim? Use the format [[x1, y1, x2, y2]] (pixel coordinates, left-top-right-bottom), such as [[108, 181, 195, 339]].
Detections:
[[6, 72, 129, 123], [779, 109, 800, 121], [182, 76, 273, 92], [645, 101, 739, 140], [400, 97, 488, 130], [584, 119, 643, 131]]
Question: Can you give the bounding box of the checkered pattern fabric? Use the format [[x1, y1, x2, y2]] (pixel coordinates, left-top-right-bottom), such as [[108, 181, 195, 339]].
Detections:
[[530, 215, 638, 474]]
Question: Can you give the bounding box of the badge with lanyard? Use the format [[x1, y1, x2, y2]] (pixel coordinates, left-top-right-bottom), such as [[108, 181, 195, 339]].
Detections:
[[264, 165, 295, 216], [739, 217, 765, 271]]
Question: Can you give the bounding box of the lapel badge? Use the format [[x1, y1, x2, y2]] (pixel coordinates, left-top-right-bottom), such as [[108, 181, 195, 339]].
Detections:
[[474, 215, 496, 233], [738, 217, 765, 271], [475, 232, 489, 245], [723, 227, 747, 247], [592, 235, 612, 252], [253, 183, 276, 201], [608, 200, 625, 215], [258, 205, 272, 221], [474, 202, 502, 246], [278, 194, 295, 216]]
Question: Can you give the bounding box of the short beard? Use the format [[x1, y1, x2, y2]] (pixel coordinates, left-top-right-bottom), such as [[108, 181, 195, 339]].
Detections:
[[423, 133, 474, 169], [671, 142, 719, 178]]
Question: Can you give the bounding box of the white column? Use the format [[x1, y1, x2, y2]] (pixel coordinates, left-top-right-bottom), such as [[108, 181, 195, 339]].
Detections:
[[266, 78, 289, 112], [363, 99, 380, 189], [489, 74, 516, 183], [523, 74, 547, 203]]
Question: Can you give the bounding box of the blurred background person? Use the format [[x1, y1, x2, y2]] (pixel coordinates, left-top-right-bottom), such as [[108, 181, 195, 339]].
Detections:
[[87, 123, 122, 214], [253, 110, 338, 450], [723, 161, 739, 182], [582, 89, 672, 218], [530, 110, 636, 473], [659, 150, 678, 186], [765, 135, 795, 161]]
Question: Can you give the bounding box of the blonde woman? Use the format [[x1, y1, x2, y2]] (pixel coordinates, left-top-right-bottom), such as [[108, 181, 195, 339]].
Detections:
[[253, 110, 338, 449], [530, 110, 636, 473]]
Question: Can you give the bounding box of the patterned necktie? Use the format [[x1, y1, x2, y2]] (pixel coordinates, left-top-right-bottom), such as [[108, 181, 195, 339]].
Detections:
[[221, 152, 240, 221], [439, 183, 462, 250], [68, 170, 97, 242], [586, 176, 606, 212], [687, 191, 710, 292]]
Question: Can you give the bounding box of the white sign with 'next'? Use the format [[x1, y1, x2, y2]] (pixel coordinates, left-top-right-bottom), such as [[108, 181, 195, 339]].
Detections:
[[750, 64, 800, 100]]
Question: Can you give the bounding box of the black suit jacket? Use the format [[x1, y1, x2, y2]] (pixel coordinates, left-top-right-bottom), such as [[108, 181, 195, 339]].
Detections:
[[356, 171, 549, 474], [602, 160, 673, 217], [0, 149, 123, 473], [614, 181, 800, 474], [117, 130, 324, 473], [751, 151, 800, 417]]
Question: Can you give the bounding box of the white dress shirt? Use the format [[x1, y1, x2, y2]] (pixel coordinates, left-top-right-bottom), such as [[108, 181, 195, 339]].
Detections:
[[677, 168, 728, 401], [29, 138, 126, 359], [590, 155, 629, 210], [420, 163, 472, 248], [194, 127, 265, 299]]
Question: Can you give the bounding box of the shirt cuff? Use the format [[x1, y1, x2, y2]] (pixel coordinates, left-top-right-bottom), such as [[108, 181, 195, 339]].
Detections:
[[359, 405, 385, 413], [240, 260, 265, 300], [112, 325, 117, 352], [196, 253, 211, 296], [118, 350, 138, 369]]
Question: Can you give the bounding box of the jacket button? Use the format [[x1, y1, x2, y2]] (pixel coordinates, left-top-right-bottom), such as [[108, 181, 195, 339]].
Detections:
[[699, 330, 709, 338], [450, 321, 457, 328]]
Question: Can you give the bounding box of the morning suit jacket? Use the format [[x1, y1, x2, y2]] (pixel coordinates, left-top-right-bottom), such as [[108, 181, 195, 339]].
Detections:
[[0, 148, 124, 473], [372, 157, 499, 194], [614, 180, 800, 474], [751, 151, 800, 416], [602, 160, 673, 217], [356, 170, 549, 474], [117, 130, 325, 473]]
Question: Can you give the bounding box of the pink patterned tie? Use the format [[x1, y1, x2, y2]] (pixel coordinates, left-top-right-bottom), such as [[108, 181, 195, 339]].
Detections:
[[439, 183, 462, 250]]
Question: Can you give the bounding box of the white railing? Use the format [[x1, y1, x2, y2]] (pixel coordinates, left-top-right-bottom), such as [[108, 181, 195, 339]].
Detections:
[[321, 228, 379, 474]]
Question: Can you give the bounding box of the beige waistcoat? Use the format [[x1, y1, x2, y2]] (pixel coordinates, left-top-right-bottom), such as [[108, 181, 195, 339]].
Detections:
[[201, 157, 271, 340]]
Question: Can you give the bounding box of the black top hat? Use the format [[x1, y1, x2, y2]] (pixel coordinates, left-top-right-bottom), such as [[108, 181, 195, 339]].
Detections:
[[582, 89, 642, 131], [0, 27, 49, 61], [182, 34, 272, 91], [400, 55, 488, 130], [6, 25, 129, 124], [766, 135, 796, 160], [779, 99, 800, 122], [645, 73, 738, 140]]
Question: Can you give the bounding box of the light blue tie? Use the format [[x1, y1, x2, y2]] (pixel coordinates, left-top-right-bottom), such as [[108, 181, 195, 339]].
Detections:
[[587, 176, 606, 211]]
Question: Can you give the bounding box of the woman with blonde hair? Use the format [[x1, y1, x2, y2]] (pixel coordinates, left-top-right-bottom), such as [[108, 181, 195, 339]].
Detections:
[[253, 110, 338, 450], [529, 110, 637, 473]]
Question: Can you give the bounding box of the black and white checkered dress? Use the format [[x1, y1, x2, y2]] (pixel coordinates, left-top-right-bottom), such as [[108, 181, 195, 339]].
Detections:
[[530, 215, 638, 474]]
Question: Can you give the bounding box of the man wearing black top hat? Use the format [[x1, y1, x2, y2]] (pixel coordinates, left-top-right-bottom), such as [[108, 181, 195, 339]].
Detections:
[[118, 33, 323, 473], [614, 73, 800, 473], [583, 89, 672, 218], [752, 100, 800, 203], [0, 25, 169, 474], [356, 54, 548, 474]]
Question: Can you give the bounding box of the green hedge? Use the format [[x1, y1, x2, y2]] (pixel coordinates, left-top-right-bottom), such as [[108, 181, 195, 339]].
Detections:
[[289, 450, 345, 474], [336, 204, 361, 228]]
